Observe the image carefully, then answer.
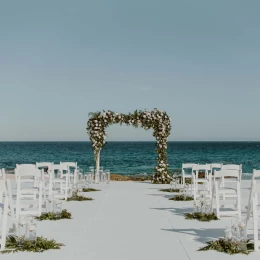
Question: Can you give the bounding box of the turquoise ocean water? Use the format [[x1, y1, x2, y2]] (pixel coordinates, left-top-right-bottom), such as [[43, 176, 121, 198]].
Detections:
[[0, 142, 260, 179]]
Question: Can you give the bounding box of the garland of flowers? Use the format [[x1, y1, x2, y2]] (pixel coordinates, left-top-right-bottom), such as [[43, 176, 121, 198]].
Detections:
[[87, 109, 172, 184]]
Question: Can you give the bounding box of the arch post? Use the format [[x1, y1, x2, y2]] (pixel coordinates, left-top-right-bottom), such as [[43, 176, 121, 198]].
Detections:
[[95, 149, 100, 183]]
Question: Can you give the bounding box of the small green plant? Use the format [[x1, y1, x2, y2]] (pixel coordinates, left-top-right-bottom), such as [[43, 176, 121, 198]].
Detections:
[[198, 238, 254, 255], [169, 194, 193, 201], [66, 194, 93, 201], [184, 212, 218, 222], [1, 235, 64, 254], [82, 188, 100, 192], [35, 210, 72, 221], [160, 188, 180, 193]]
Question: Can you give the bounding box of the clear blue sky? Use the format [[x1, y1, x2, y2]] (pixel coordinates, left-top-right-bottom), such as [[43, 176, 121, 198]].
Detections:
[[0, 0, 260, 141]]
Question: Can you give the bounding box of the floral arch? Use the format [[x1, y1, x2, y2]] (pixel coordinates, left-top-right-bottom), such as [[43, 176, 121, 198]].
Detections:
[[87, 109, 172, 184]]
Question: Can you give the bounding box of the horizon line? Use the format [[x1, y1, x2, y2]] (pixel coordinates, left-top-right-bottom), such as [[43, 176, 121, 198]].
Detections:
[[1, 140, 260, 142]]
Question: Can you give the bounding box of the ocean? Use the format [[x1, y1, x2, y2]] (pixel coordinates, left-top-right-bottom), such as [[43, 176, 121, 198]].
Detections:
[[0, 141, 260, 179]]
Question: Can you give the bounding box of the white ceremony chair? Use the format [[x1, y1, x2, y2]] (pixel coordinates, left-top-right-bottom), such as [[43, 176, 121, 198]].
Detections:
[[246, 170, 260, 251], [36, 162, 53, 198], [0, 169, 6, 182], [0, 180, 9, 251], [182, 163, 197, 186], [222, 164, 242, 183], [51, 164, 70, 201], [210, 163, 222, 174], [15, 165, 43, 221], [60, 162, 78, 186], [192, 164, 212, 199], [213, 168, 241, 218]]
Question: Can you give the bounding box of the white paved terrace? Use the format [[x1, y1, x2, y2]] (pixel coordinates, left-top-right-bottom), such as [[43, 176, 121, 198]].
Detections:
[[3, 180, 259, 260]]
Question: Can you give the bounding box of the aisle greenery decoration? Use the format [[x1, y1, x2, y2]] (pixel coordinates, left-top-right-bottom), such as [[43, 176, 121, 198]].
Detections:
[[160, 188, 180, 193], [1, 235, 64, 254], [35, 210, 72, 221], [66, 194, 93, 201], [198, 238, 254, 255], [82, 188, 100, 192], [169, 194, 193, 201], [87, 109, 172, 184], [184, 212, 218, 222]]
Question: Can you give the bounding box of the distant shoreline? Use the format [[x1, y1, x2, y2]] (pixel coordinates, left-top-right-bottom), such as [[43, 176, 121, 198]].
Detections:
[[1, 141, 260, 143]]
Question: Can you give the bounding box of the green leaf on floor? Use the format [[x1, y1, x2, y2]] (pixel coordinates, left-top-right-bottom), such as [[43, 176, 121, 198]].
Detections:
[[66, 194, 93, 201], [169, 194, 193, 201], [82, 188, 100, 192], [35, 210, 72, 221], [1, 236, 64, 254], [184, 212, 218, 222], [198, 238, 254, 255], [160, 188, 180, 193]]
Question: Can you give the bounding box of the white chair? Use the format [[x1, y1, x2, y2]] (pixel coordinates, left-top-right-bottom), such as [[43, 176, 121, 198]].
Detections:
[[192, 164, 212, 199], [0, 180, 8, 251], [213, 169, 241, 218], [222, 164, 242, 180], [245, 170, 260, 251], [0, 169, 6, 182], [60, 162, 78, 186], [51, 164, 70, 201], [210, 163, 222, 174], [36, 162, 53, 198], [15, 164, 40, 187], [15, 165, 43, 221], [182, 163, 197, 186]]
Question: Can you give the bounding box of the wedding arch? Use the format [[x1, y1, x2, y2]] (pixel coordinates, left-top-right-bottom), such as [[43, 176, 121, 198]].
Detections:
[[87, 109, 172, 184]]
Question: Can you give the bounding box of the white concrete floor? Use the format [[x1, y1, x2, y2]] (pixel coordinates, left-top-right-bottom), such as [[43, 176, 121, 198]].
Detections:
[[2, 180, 260, 259]]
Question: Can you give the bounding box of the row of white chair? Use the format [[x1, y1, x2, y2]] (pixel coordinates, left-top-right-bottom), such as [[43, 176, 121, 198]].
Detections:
[[246, 170, 260, 251], [0, 162, 81, 250], [179, 163, 242, 219]]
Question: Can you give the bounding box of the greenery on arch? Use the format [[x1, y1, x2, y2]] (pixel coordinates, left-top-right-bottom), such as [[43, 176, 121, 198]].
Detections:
[[87, 109, 172, 183]]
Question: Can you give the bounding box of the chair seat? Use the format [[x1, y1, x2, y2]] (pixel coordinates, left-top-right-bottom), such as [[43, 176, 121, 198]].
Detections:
[[218, 187, 237, 194]]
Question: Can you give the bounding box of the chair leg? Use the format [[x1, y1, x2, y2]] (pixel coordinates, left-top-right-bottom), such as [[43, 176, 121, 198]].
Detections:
[[215, 185, 220, 218], [253, 196, 259, 251], [237, 182, 242, 219]]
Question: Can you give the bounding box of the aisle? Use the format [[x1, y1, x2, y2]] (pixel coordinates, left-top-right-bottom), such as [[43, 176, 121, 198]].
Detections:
[[72, 181, 190, 260]]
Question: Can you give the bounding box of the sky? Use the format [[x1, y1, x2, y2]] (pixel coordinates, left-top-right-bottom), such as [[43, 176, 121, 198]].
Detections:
[[0, 0, 260, 141]]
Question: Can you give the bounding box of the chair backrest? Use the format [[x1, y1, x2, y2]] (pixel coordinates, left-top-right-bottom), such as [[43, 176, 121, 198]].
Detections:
[[60, 162, 78, 184], [36, 162, 53, 169], [15, 165, 43, 219], [214, 169, 240, 179], [15, 164, 42, 183], [192, 164, 211, 179], [182, 163, 195, 170], [210, 163, 222, 172], [50, 164, 68, 177], [210, 163, 222, 169], [222, 164, 242, 170], [60, 162, 77, 168], [36, 162, 53, 177], [49, 164, 69, 200], [222, 164, 242, 181], [182, 163, 197, 176], [252, 169, 260, 180]]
